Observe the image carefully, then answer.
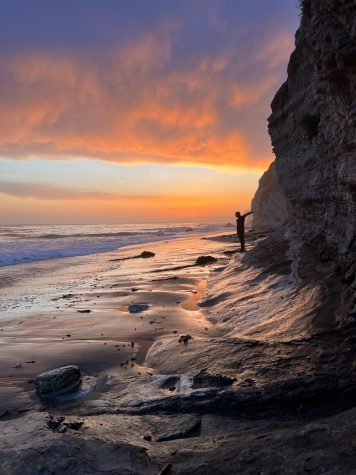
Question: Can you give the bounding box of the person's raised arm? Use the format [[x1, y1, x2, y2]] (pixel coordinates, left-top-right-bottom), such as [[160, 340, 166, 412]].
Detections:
[[243, 211, 253, 218]]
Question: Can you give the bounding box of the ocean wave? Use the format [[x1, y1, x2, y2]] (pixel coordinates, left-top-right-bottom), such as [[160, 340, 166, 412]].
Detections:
[[30, 231, 141, 239], [2, 225, 215, 240], [0, 222, 229, 266]]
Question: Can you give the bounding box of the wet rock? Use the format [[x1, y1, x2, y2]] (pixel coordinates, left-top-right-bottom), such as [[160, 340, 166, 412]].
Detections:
[[178, 335, 192, 344], [128, 304, 149, 313], [195, 255, 217, 266], [140, 251, 155, 258], [34, 365, 82, 399]]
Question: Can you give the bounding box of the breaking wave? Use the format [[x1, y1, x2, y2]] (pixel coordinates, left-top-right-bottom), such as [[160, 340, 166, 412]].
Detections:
[[0, 222, 232, 266]]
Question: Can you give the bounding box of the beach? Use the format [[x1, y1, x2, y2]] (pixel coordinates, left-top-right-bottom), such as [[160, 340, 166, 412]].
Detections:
[[0, 230, 238, 414], [1, 228, 356, 474]]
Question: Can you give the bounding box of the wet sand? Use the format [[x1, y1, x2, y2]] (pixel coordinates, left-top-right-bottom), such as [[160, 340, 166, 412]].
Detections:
[[0, 232, 238, 413]]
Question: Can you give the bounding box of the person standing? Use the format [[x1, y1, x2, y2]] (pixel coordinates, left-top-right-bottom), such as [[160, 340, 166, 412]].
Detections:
[[235, 211, 253, 252]]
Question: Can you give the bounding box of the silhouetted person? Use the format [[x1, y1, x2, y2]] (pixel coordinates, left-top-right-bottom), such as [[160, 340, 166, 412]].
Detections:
[[235, 211, 253, 252]]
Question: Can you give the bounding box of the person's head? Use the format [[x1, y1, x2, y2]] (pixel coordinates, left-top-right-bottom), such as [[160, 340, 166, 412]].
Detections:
[[235, 211, 241, 217]]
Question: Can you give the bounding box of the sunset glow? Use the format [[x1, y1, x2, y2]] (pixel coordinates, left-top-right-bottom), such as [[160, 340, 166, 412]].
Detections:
[[0, 0, 298, 223]]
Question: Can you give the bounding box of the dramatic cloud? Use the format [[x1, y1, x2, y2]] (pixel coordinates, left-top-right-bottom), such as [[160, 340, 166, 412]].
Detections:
[[0, 0, 297, 170]]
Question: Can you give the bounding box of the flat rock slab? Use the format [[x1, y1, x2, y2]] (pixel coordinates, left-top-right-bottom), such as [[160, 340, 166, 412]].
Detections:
[[145, 414, 201, 441], [0, 412, 152, 475], [34, 365, 82, 399]]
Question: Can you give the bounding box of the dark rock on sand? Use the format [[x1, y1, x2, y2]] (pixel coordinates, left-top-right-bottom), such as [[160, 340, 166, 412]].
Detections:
[[128, 303, 149, 313], [62, 293, 75, 299], [178, 335, 192, 344], [140, 251, 155, 258], [110, 250, 155, 262], [195, 255, 217, 266], [34, 365, 82, 399]]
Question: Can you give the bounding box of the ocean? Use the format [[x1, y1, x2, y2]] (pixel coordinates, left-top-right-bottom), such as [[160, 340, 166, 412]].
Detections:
[[0, 222, 233, 267]]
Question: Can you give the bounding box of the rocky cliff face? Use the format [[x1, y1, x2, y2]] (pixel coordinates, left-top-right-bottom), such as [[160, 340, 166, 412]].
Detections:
[[252, 0, 356, 325], [251, 161, 291, 230]]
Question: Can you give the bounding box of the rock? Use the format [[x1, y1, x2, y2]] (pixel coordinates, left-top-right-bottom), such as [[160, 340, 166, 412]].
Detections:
[[62, 294, 75, 299], [47, 415, 65, 432], [34, 365, 82, 399], [77, 309, 91, 313], [140, 251, 155, 258], [128, 304, 149, 313], [195, 255, 217, 266], [0, 412, 152, 474], [65, 421, 84, 431], [251, 161, 291, 230], [178, 335, 192, 344]]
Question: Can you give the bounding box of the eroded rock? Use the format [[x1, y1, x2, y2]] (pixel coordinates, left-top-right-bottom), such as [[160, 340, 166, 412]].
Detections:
[[34, 365, 82, 399]]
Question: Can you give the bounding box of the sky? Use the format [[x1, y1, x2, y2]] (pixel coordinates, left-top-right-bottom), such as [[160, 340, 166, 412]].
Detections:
[[0, 0, 299, 224]]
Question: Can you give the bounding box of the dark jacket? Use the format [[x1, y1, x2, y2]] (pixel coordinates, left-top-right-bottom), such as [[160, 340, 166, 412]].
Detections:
[[236, 212, 252, 234]]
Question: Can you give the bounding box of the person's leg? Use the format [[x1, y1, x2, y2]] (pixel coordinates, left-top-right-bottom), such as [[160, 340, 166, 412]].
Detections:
[[240, 232, 245, 252]]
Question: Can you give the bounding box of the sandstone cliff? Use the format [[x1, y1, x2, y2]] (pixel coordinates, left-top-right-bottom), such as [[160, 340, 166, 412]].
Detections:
[[252, 0, 356, 325], [251, 161, 291, 230]]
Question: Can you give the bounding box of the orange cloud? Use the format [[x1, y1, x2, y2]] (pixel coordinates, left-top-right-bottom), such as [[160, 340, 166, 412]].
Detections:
[[0, 25, 294, 170]]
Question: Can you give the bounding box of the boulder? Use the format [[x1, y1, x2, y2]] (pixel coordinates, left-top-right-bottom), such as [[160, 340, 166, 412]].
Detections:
[[140, 251, 155, 258], [34, 365, 82, 399], [195, 255, 217, 266], [128, 303, 149, 313]]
